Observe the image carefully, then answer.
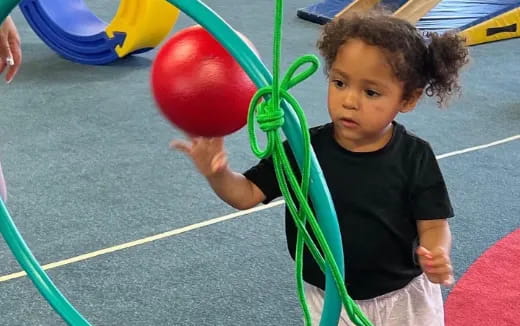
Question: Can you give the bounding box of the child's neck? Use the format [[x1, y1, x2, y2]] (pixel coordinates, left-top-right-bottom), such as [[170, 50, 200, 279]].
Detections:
[[334, 123, 394, 153]]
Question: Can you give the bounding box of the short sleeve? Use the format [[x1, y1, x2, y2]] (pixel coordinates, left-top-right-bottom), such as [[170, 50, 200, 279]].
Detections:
[[243, 155, 282, 204], [410, 143, 454, 220]]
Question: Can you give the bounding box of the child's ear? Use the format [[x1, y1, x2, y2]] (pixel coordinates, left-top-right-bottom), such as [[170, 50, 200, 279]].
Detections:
[[400, 89, 423, 113]]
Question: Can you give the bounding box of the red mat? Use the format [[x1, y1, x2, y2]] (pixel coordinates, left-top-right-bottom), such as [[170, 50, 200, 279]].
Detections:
[[445, 228, 520, 325]]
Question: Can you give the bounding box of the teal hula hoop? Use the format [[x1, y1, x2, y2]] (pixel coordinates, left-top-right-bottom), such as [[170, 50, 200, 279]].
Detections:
[[164, 1, 344, 325], [0, 0, 18, 24], [0, 1, 345, 325]]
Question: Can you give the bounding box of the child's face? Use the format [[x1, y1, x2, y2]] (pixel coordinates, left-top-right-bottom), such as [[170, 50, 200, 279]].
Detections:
[[327, 39, 418, 151]]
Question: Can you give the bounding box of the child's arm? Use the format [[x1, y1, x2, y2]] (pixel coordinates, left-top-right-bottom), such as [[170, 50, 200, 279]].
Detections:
[[171, 137, 266, 210], [410, 143, 455, 286], [416, 219, 453, 285], [206, 167, 266, 210]]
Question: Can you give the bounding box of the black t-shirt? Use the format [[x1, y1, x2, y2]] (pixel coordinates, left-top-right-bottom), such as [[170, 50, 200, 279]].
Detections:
[[243, 122, 454, 300]]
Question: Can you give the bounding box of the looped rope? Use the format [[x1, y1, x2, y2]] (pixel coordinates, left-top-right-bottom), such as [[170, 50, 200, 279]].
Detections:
[[245, 1, 374, 325], [248, 55, 319, 158]]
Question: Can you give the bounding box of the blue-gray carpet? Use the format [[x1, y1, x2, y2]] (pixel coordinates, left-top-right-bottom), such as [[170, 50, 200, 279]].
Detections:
[[0, 0, 518, 325]]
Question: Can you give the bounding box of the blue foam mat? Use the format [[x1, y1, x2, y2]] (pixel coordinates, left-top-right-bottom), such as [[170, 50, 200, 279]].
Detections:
[[297, 0, 407, 24], [297, 0, 354, 24], [416, 0, 520, 33]]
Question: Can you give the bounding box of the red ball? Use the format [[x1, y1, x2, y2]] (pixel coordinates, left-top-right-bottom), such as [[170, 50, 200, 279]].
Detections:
[[151, 25, 257, 137]]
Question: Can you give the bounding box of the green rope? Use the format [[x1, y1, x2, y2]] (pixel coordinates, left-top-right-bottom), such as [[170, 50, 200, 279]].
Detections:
[[247, 1, 373, 325]]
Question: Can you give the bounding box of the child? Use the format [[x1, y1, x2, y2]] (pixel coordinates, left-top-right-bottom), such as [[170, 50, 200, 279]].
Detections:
[[172, 11, 469, 326]]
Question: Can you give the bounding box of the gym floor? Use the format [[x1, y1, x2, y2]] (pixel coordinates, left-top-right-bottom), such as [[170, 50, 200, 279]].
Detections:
[[0, 0, 518, 325]]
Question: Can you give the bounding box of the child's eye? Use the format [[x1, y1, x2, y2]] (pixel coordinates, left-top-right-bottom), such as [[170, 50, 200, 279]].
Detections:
[[332, 79, 345, 88], [365, 89, 380, 97]]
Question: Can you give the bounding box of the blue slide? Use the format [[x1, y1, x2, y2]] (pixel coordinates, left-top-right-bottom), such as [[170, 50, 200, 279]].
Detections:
[[18, 0, 124, 65], [297, 0, 407, 24]]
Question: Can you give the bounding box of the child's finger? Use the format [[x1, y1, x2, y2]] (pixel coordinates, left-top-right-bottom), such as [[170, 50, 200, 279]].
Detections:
[[192, 137, 205, 147], [425, 264, 453, 275], [170, 140, 192, 153], [428, 247, 447, 258], [211, 151, 227, 172], [425, 255, 450, 267], [209, 137, 224, 147], [442, 275, 455, 287], [416, 246, 433, 259]]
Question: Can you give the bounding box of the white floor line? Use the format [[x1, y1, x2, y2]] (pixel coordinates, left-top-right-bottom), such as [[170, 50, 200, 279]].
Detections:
[[0, 134, 518, 283], [0, 200, 285, 282], [436, 135, 520, 159]]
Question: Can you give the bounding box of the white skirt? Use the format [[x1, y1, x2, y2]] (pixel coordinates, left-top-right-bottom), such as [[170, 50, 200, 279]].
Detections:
[[304, 273, 444, 326]]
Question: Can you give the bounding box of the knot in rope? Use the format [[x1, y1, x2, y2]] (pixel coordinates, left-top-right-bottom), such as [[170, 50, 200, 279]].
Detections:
[[255, 96, 285, 133], [248, 55, 319, 159], [244, 0, 373, 323]]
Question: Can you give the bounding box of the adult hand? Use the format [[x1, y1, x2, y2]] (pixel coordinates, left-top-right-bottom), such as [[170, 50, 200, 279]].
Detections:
[[0, 15, 21, 83]]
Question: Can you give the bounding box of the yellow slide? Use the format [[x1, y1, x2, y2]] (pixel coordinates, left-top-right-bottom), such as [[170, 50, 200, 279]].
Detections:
[[106, 0, 181, 58]]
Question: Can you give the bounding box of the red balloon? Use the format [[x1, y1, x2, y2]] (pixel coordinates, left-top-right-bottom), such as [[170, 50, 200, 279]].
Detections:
[[151, 25, 257, 137]]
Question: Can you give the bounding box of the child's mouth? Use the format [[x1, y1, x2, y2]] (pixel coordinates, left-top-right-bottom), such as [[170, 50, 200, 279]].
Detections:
[[340, 118, 359, 128]]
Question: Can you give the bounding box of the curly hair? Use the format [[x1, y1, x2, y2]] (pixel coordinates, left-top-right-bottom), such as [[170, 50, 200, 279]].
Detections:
[[317, 12, 470, 106]]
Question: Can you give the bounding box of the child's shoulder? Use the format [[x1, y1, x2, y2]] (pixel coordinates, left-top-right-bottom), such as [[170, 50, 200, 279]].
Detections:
[[281, 123, 332, 152], [309, 122, 333, 139], [396, 122, 433, 150], [309, 122, 333, 136]]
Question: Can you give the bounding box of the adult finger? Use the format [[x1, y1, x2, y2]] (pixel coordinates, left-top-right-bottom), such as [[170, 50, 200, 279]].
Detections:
[[0, 40, 9, 75], [5, 32, 21, 83]]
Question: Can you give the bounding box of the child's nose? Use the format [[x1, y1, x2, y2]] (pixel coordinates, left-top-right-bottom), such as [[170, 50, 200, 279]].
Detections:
[[342, 89, 359, 110]]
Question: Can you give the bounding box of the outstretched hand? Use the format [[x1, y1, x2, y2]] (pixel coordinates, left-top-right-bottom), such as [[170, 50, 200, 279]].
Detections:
[[170, 137, 228, 177]]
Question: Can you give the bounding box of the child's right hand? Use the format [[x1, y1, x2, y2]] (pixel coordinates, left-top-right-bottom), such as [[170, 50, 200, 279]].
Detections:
[[170, 137, 228, 177]]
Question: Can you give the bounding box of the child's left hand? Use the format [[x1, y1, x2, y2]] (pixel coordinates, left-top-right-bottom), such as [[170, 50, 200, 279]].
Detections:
[[416, 246, 454, 286]]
